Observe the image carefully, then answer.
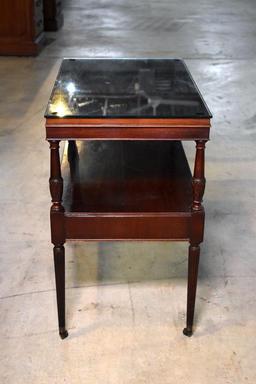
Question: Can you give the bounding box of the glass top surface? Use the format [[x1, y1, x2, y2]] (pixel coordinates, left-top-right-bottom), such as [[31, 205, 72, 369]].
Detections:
[[45, 59, 212, 119]]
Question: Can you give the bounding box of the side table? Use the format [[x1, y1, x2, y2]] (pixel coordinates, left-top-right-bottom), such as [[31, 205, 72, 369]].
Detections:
[[45, 58, 212, 339]]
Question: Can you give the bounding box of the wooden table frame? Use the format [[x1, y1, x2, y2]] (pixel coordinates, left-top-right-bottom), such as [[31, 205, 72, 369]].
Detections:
[[46, 117, 211, 339]]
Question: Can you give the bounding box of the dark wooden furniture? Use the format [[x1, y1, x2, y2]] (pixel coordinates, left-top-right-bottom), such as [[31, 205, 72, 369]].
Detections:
[[43, 0, 63, 31], [0, 0, 45, 56], [45, 59, 212, 339]]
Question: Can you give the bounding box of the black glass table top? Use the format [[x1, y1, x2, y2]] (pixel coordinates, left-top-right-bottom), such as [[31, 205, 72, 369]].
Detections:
[[45, 58, 212, 119]]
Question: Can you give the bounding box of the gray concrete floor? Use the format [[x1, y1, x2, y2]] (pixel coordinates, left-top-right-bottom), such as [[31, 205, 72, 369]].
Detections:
[[1, 0, 256, 382]]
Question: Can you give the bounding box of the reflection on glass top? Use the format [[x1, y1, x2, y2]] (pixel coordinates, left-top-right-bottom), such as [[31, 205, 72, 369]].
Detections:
[[45, 59, 212, 119]]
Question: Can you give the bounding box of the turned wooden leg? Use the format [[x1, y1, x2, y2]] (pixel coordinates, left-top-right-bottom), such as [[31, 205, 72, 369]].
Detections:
[[183, 243, 200, 336], [49, 140, 68, 339], [183, 140, 207, 337], [53, 245, 68, 339]]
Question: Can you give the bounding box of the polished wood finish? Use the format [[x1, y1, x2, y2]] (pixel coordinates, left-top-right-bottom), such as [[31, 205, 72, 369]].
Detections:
[[46, 117, 210, 127], [62, 140, 193, 240], [192, 140, 206, 211], [65, 215, 191, 241], [0, 0, 45, 56], [43, 0, 63, 31], [183, 244, 200, 336], [46, 117, 210, 141], [183, 140, 207, 336], [63, 141, 192, 213], [47, 116, 211, 338], [49, 140, 67, 338], [53, 245, 67, 339]]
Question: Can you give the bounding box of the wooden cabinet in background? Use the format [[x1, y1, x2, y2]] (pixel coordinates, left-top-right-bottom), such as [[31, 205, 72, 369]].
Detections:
[[43, 0, 63, 31], [0, 0, 45, 56]]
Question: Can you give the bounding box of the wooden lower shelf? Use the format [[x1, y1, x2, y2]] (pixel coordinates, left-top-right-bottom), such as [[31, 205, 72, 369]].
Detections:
[[62, 140, 193, 240]]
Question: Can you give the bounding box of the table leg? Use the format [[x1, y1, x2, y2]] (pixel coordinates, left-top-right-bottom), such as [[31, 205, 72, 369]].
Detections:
[[183, 243, 200, 336], [53, 245, 67, 339], [48, 140, 68, 339], [183, 140, 207, 337]]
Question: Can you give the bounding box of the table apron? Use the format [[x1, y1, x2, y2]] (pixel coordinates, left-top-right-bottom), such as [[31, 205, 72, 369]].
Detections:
[[64, 213, 192, 240], [46, 126, 210, 140], [46, 127, 209, 140]]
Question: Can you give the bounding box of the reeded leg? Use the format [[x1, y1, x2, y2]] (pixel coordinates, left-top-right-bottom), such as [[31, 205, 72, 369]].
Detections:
[[183, 243, 200, 336], [53, 245, 68, 339]]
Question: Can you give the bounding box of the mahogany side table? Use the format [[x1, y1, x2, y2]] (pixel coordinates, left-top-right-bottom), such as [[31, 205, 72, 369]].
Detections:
[[45, 58, 212, 339]]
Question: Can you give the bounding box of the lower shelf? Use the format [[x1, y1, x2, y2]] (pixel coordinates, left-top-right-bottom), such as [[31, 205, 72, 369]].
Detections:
[[62, 140, 193, 240]]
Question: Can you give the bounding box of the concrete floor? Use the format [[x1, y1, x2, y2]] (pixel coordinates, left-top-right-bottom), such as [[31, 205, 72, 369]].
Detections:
[[1, 0, 256, 382]]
